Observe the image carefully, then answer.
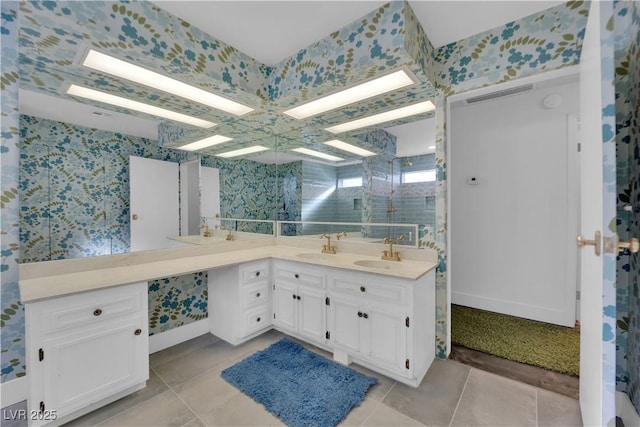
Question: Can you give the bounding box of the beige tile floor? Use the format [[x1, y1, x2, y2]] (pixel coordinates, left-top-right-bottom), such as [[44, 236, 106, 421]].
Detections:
[[2, 330, 582, 427]]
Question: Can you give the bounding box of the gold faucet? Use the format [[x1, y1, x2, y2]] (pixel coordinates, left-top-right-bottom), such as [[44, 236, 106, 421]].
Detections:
[[381, 235, 403, 261], [216, 224, 235, 241], [321, 234, 336, 254], [200, 221, 213, 238], [336, 231, 347, 240]]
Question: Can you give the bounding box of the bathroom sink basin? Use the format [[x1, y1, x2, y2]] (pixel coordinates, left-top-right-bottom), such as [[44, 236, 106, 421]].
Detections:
[[353, 259, 404, 271], [296, 252, 338, 261]]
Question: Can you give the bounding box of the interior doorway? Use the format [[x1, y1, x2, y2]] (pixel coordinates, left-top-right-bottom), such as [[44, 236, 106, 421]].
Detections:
[[446, 68, 581, 391]]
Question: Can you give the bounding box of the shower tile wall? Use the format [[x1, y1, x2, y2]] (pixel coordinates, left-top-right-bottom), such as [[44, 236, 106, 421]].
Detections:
[[336, 164, 364, 223]]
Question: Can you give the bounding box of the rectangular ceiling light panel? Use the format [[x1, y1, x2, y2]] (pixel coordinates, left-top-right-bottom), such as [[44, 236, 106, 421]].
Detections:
[[67, 84, 216, 128], [217, 145, 270, 158], [323, 139, 376, 157], [325, 100, 435, 134], [291, 147, 344, 162], [283, 69, 416, 120], [82, 49, 254, 116], [178, 135, 232, 151]]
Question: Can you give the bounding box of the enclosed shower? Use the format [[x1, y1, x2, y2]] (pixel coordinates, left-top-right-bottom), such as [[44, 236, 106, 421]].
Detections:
[[385, 155, 436, 246]]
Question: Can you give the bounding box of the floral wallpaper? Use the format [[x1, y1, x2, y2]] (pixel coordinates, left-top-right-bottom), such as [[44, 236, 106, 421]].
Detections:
[[148, 272, 207, 335], [433, 1, 589, 95], [1, 1, 25, 383], [615, 0, 640, 414]]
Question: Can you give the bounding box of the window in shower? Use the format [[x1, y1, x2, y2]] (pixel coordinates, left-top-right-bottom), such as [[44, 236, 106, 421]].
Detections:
[[402, 169, 436, 183]]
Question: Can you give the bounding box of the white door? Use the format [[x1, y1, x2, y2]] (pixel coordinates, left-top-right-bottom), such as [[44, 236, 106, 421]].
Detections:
[[366, 305, 407, 374], [449, 76, 580, 327], [179, 160, 200, 236], [329, 298, 361, 353], [130, 156, 179, 251], [297, 284, 325, 343], [201, 166, 220, 221], [578, 1, 616, 425], [272, 282, 297, 333]]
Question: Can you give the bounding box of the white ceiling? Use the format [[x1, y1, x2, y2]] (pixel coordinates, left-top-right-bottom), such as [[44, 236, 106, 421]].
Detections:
[[152, 1, 565, 65]]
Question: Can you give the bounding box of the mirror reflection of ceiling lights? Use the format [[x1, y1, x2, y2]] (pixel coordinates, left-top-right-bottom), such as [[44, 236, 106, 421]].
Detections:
[[325, 100, 436, 134], [72, 49, 433, 157], [178, 135, 233, 151], [291, 148, 344, 162], [282, 69, 417, 119], [66, 84, 217, 129], [216, 145, 270, 158], [82, 49, 254, 116], [323, 140, 376, 157]]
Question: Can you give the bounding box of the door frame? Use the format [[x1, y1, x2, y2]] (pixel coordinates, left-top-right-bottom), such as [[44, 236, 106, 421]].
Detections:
[[445, 65, 581, 354]]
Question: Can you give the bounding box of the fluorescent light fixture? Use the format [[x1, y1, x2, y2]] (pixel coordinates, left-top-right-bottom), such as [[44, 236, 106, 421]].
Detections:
[[82, 49, 253, 116], [291, 147, 344, 162], [428, 145, 436, 149], [217, 145, 269, 158], [178, 135, 232, 151], [67, 84, 216, 128], [283, 69, 416, 119], [325, 100, 436, 134], [323, 139, 376, 157]]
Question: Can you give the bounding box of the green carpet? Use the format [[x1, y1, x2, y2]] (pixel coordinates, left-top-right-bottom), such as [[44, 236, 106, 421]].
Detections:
[[451, 305, 580, 376]]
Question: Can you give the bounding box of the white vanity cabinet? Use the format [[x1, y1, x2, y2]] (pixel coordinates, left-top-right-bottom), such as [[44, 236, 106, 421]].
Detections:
[[327, 269, 435, 387], [272, 260, 327, 345], [25, 282, 149, 426], [208, 260, 272, 345]]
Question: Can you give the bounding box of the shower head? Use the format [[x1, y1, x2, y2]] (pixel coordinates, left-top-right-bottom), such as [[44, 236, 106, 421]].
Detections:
[[390, 157, 413, 167]]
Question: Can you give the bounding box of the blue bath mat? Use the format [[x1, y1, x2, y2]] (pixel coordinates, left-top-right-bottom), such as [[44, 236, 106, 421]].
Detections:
[[221, 338, 377, 427]]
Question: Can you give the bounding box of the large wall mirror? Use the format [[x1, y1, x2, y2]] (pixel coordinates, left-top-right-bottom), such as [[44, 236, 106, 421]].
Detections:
[[16, 1, 437, 262]]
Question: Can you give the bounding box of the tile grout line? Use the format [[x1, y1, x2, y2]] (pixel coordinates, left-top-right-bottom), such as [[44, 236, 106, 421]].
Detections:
[[151, 366, 204, 427], [379, 380, 397, 402], [535, 389, 539, 427], [448, 367, 472, 427], [358, 400, 381, 426]]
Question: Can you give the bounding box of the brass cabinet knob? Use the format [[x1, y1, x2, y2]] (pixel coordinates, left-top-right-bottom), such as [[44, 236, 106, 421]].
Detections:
[[93, 308, 102, 316], [134, 328, 142, 336], [132, 213, 139, 220]]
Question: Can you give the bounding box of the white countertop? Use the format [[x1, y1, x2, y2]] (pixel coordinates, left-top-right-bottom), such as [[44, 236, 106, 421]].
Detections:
[[19, 238, 437, 303]]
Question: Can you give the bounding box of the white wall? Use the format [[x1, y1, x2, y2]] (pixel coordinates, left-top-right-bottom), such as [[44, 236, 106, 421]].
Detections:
[[450, 78, 579, 327]]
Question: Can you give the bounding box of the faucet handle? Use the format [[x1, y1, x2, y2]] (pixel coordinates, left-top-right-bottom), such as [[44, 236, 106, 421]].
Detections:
[[383, 237, 392, 244], [396, 234, 406, 244], [336, 231, 347, 240]]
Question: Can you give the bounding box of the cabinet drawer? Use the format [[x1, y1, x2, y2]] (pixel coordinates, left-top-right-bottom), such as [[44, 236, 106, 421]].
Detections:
[[275, 266, 324, 289], [330, 277, 407, 305], [242, 281, 269, 309], [243, 305, 270, 336], [37, 283, 146, 334], [241, 261, 269, 285]]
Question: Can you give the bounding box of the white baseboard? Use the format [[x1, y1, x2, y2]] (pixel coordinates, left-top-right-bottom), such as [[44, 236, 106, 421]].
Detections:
[[149, 319, 210, 354], [617, 391, 640, 427], [0, 376, 27, 407]]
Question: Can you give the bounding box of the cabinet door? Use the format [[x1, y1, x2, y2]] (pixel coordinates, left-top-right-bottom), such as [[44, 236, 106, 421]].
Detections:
[[329, 298, 361, 353], [42, 317, 147, 418], [297, 284, 326, 343], [364, 306, 407, 374], [273, 281, 297, 332]]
